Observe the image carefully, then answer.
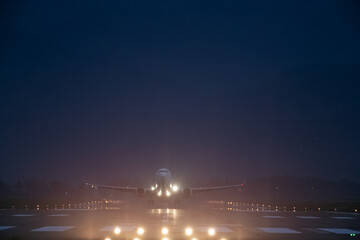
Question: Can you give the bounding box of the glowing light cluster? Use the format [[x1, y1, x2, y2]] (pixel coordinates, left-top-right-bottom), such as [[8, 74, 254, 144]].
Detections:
[[208, 228, 216, 236], [137, 227, 145, 235], [172, 185, 179, 192], [162, 227, 169, 235], [185, 227, 193, 236], [114, 227, 121, 235]]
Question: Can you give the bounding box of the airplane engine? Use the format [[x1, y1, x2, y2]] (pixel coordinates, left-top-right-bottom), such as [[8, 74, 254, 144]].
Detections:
[[182, 187, 192, 198], [136, 187, 146, 197]]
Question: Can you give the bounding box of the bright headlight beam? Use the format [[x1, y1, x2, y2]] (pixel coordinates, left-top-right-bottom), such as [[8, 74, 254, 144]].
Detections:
[[185, 227, 193, 236], [162, 227, 169, 235]]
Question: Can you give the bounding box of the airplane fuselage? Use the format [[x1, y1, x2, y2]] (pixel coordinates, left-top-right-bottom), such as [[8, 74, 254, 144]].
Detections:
[[155, 168, 172, 187], [153, 168, 178, 198]]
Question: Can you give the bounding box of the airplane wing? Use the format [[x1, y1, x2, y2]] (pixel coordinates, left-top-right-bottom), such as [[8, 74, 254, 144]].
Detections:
[[85, 182, 137, 192], [191, 184, 243, 193]]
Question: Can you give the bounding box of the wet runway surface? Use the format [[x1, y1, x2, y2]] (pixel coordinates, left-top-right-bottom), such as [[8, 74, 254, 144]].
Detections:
[[0, 208, 359, 240]]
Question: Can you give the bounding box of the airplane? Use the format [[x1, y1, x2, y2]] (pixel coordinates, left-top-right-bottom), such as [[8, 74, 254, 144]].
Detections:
[[86, 168, 244, 205]]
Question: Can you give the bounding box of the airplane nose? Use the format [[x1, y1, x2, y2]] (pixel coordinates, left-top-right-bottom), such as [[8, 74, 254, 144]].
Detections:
[[159, 174, 166, 183]]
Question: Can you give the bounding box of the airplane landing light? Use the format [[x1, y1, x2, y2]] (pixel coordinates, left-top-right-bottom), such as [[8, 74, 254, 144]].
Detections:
[[172, 185, 179, 192]]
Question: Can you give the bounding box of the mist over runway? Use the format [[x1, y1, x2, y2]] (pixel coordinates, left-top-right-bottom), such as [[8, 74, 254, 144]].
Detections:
[[0, 201, 359, 240]]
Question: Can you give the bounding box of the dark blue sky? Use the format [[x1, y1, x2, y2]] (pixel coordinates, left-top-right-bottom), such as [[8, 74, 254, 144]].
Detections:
[[1, 1, 359, 184]]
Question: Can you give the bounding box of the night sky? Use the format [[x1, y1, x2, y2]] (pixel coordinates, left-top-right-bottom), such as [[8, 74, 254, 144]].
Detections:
[[1, 1, 360, 184]]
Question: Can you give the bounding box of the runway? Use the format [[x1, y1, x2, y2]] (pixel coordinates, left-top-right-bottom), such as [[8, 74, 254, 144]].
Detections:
[[0, 207, 359, 240]]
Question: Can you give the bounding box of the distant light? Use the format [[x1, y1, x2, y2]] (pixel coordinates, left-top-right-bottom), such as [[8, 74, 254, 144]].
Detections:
[[137, 227, 145, 235], [134, 238, 140, 240], [105, 238, 111, 240], [158, 191, 162, 196], [166, 190, 171, 197], [162, 238, 169, 240], [162, 227, 169, 235], [220, 238, 227, 240], [172, 185, 179, 192], [192, 238, 197, 240], [350, 233, 356, 237], [185, 227, 193, 236], [114, 227, 121, 235], [208, 228, 215, 236], [151, 186, 155, 191]]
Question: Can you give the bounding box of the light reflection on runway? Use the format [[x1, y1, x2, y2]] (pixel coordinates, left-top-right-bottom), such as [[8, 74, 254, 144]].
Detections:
[[0, 206, 359, 240]]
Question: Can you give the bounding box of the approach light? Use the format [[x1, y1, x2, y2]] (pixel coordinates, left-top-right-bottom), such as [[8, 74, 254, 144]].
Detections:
[[185, 227, 193, 236], [158, 190, 162, 196], [162, 227, 169, 235], [114, 227, 121, 235], [151, 186, 155, 191], [137, 227, 145, 235], [208, 228, 216, 236], [166, 190, 171, 197], [172, 185, 179, 192]]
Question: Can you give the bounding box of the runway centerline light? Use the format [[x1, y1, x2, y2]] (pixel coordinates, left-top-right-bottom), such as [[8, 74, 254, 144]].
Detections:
[[208, 228, 216, 236], [185, 227, 193, 236], [114, 227, 121, 235], [162, 227, 169, 235], [137, 227, 145, 235]]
